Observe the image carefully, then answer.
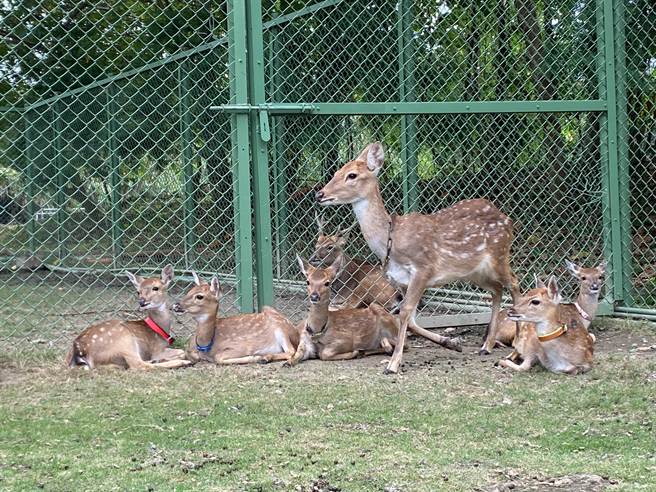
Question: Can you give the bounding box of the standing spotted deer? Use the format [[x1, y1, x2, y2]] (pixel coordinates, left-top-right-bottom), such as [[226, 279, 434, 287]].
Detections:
[[173, 273, 300, 365], [500, 276, 594, 375], [495, 260, 606, 347], [65, 265, 189, 370], [285, 254, 399, 366], [316, 142, 519, 373], [310, 215, 403, 313]]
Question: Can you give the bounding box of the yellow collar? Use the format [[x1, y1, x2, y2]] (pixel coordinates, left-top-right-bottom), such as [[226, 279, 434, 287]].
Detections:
[[537, 324, 568, 342]]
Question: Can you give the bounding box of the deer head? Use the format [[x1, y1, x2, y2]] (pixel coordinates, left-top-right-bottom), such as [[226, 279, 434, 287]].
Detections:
[[309, 216, 356, 267], [173, 273, 220, 318], [297, 254, 343, 304], [565, 260, 606, 296], [125, 264, 173, 311], [315, 142, 385, 205], [507, 276, 561, 325]]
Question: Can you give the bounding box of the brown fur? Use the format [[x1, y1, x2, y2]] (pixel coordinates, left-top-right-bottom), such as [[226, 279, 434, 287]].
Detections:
[[496, 260, 606, 347], [500, 277, 594, 375], [174, 273, 300, 365], [309, 218, 402, 313], [317, 142, 516, 373], [285, 256, 399, 366], [66, 265, 189, 370]]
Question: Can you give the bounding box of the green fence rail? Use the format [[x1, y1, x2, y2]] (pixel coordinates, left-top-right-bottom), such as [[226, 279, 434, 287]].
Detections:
[[0, 0, 654, 352]]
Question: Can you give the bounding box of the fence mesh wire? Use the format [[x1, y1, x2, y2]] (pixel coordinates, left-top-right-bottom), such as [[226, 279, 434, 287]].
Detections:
[[0, 0, 654, 354]]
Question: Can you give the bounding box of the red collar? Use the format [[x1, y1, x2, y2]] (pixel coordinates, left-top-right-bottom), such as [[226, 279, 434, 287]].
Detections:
[[144, 316, 174, 345]]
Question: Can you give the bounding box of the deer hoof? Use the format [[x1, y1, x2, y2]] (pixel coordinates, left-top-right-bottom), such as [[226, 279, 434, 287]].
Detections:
[[383, 367, 398, 375], [446, 338, 462, 352], [478, 347, 491, 356]]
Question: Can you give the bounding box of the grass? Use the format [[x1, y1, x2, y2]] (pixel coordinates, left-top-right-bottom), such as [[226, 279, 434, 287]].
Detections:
[[1, 320, 656, 491]]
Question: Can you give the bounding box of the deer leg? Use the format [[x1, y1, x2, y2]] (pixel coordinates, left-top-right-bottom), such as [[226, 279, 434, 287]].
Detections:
[[149, 359, 193, 369], [215, 355, 276, 365], [499, 355, 534, 372], [320, 350, 361, 361], [380, 337, 394, 354], [481, 284, 503, 355], [408, 316, 462, 352], [384, 275, 427, 375]]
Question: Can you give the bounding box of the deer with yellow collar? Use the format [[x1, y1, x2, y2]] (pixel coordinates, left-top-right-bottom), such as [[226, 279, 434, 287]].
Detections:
[[499, 276, 594, 375]]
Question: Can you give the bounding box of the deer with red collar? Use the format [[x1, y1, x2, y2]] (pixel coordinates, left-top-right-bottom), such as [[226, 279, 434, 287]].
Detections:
[[499, 276, 595, 374], [284, 254, 399, 366], [495, 260, 606, 347], [173, 273, 300, 364], [310, 214, 403, 313], [66, 265, 189, 369], [316, 142, 519, 373]]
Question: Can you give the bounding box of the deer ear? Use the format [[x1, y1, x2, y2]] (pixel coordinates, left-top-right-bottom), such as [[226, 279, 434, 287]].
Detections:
[[161, 264, 174, 286], [366, 142, 384, 175], [547, 276, 561, 303], [126, 271, 143, 290], [534, 273, 546, 289], [296, 254, 309, 277], [328, 253, 344, 278], [191, 271, 202, 286], [598, 260, 607, 274], [210, 277, 220, 299], [565, 259, 580, 277], [315, 212, 325, 235]]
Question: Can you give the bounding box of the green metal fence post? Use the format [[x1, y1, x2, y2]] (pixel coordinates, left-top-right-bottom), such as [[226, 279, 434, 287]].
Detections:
[[268, 23, 290, 278], [53, 101, 68, 261], [105, 83, 123, 268], [246, 0, 275, 309], [597, 0, 626, 307], [612, 0, 633, 307], [398, 0, 418, 213], [23, 110, 36, 254], [178, 61, 197, 270], [227, 0, 255, 312]]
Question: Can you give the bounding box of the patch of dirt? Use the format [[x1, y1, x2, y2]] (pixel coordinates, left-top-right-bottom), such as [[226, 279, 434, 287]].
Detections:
[[480, 472, 617, 491]]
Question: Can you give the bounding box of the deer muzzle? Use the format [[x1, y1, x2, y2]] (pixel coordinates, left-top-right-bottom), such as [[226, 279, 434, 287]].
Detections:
[[172, 302, 185, 313], [507, 308, 522, 320], [310, 292, 320, 303], [138, 298, 148, 308]]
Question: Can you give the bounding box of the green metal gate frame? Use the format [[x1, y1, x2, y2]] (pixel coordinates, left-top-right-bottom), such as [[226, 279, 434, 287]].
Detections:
[[215, 0, 631, 320]]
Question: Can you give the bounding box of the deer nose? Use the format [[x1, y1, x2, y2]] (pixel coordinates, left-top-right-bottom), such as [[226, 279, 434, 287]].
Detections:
[[315, 190, 324, 202], [138, 298, 147, 307], [310, 292, 320, 303]]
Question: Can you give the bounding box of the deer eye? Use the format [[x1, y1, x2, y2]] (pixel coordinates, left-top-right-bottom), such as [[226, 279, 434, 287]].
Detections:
[[346, 173, 357, 180], [530, 299, 541, 306], [324, 281, 330, 286], [152, 287, 159, 291], [196, 294, 204, 300], [599, 275, 605, 280], [306, 280, 310, 285], [581, 276, 586, 281]]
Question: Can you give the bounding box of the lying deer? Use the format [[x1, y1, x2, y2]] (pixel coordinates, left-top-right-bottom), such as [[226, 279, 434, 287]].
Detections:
[[495, 260, 606, 347], [499, 276, 594, 375], [316, 142, 518, 373], [173, 273, 299, 364], [310, 214, 403, 313], [285, 254, 399, 366], [65, 265, 189, 370]]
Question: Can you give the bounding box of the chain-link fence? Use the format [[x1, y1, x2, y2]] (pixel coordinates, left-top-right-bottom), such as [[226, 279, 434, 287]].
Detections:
[[0, 0, 654, 355]]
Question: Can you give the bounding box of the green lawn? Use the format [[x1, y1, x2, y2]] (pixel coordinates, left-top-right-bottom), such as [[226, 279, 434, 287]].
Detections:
[[1, 320, 655, 491]]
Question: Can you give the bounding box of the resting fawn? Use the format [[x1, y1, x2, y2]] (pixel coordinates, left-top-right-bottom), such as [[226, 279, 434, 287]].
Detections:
[[66, 265, 189, 370], [173, 273, 299, 364], [499, 276, 594, 375], [285, 254, 399, 366], [495, 260, 606, 347], [310, 214, 403, 313], [316, 142, 518, 373]]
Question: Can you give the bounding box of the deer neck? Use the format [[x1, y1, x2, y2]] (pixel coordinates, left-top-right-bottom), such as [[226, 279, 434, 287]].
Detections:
[[576, 289, 600, 319], [193, 308, 218, 347], [351, 187, 391, 260], [146, 305, 172, 333], [306, 298, 330, 335]]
